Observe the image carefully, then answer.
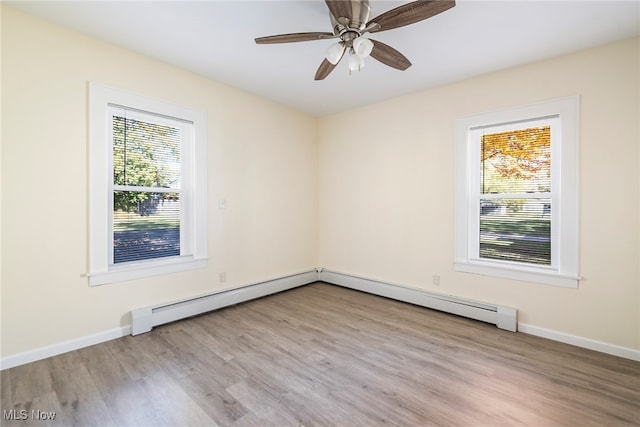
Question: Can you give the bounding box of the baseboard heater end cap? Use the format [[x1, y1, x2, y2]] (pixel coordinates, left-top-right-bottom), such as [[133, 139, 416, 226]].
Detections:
[[131, 307, 153, 336], [497, 306, 518, 332]]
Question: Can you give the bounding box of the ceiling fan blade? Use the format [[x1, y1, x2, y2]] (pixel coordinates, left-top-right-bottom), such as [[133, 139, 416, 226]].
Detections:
[[315, 58, 339, 80], [315, 44, 346, 80], [367, 0, 455, 33], [369, 39, 412, 70], [255, 32, 335, 44], [325, 0, 355, 22]]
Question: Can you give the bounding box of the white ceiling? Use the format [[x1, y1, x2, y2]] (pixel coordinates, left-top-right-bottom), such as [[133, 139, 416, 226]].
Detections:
[[8, 1, 640, 116]]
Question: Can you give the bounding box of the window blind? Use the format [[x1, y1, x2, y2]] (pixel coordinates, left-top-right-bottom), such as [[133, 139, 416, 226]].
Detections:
[[111, 112, 182, 264], [479, 125, 551, 265]]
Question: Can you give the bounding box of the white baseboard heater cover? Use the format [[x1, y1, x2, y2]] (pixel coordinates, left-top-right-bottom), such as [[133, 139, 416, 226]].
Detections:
[[318, 270, 517, 332], [131, 269, 516, 336], [130, 270, 317, 335]]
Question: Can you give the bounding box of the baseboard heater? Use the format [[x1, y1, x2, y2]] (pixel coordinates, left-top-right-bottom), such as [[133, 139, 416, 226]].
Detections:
[[318, 270, 517, 332], [130, 269, 516, 336], [130, 270, 317, 335]]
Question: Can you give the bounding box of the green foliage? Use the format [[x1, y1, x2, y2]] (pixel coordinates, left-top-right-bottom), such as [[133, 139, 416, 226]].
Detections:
[[112, 116, 180, 212]]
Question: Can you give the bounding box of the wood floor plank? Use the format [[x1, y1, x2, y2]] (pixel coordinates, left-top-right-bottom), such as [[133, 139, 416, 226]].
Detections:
[[1, 369, 15, 412], [155, 325, 249, 389], [47, 351, 117, 426], [77, 344, 170, 426], [225, 377, 301, 427], [2, 282, 639, 426], [6, 359, 55, 405], [175, 373, 247, 426], [136, 371, 221, 426]]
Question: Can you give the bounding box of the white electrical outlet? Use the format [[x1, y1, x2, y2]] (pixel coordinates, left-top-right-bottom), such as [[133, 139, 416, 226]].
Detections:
[[433, 275, 440, 286], [219, 272, 226, 282]]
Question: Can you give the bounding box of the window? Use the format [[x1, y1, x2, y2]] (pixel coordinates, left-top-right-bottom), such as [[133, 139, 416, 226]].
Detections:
[[455, 97, 579, 287], [89, 83, 207, 286]]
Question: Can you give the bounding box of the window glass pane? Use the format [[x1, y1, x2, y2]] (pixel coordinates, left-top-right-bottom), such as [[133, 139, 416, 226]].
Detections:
[[480, 126, 550, 194], [113, 115, 181, 188], [479, 198, 551, 265], [113, 191, 180, 264]]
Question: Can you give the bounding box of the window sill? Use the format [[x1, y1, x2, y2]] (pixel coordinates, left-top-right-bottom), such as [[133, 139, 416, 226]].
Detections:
[[454, 261, 579, 288], [89, 256, 207, 286]]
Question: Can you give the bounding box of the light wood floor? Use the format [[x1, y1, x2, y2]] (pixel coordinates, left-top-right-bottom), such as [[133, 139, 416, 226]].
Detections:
[[2, 282, 639, 426]]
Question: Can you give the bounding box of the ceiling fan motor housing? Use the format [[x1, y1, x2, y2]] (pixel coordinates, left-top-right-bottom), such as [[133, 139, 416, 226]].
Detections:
[[330, 0, 371, 35]]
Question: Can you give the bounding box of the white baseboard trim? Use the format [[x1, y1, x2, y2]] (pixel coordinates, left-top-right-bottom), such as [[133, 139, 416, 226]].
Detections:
[[1, 270, 317, 370], [1, 326, 131, 371], [319, 270, 640, 361], [3, 270, 638, 369], [518, 323, 640, 362]]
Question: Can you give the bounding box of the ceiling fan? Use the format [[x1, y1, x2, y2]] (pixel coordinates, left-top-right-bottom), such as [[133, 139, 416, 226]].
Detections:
[[255, 0, 456, 80]]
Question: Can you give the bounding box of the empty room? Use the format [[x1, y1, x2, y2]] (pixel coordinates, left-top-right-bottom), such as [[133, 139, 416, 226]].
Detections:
[[1, 1, 639, 425]]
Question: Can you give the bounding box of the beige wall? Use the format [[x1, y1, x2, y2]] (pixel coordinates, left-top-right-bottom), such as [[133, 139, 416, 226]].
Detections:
[[1, 7, 318, 358], [319, 37, 640, 350], [2, 5, 639, 360]]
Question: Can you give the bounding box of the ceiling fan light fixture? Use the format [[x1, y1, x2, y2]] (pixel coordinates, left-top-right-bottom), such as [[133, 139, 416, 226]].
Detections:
[[325, 42, 345, 65], [348, 50, 366, 72], [352, 36, 374, 57]]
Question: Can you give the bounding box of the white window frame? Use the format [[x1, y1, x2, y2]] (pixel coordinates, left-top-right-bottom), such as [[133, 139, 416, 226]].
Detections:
[[89, 83, 207, 286], [454, 96, 579, 288]]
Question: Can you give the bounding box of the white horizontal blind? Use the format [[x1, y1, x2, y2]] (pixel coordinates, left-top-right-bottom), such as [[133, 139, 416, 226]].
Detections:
[[470, 117, 556, 267], [109, 106, 188, 265]]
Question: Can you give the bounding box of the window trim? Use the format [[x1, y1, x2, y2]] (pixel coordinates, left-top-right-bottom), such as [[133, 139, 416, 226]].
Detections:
[[88, 83, 207, 286], [454, 96, 579, 288]]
